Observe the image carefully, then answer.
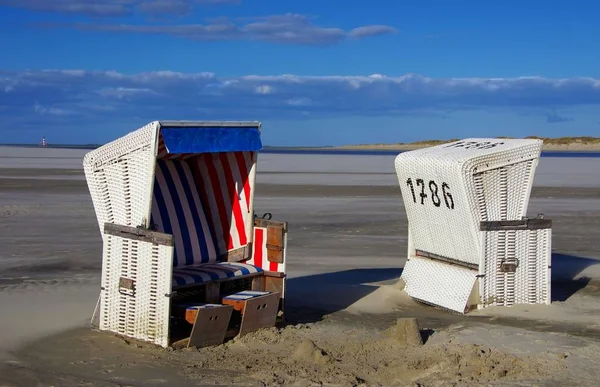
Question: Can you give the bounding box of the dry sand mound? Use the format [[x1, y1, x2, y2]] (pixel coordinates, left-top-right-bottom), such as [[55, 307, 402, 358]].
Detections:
[[0, 313, 576, 387], [174, 322, 564, 386], [292, 339, 331, 364]]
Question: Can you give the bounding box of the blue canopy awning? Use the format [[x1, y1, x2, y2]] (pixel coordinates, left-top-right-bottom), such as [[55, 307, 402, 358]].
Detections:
[[160, 126, 262, 154]]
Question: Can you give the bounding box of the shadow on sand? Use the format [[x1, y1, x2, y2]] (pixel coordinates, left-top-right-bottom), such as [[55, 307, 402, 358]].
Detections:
[[283, 267, 403, 324], [281, 253, 600, 325], [551, 252, 600, 302]]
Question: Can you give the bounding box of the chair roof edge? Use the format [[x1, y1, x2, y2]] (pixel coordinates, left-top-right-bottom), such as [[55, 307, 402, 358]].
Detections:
[[157, 121, 261, 129]]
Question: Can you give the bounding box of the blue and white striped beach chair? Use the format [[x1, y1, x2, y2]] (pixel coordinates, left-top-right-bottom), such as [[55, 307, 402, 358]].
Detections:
[[84, 121, 288, 348]]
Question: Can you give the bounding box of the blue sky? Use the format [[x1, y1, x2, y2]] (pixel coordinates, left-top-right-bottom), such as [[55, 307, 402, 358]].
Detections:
[[0, 0, 599, 146]]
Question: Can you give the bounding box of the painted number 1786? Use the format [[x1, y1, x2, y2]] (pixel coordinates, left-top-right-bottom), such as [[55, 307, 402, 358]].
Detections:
[[406, 178, 455, 209]]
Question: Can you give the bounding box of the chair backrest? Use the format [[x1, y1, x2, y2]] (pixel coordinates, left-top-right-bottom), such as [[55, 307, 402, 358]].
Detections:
[[150, 123, 260, 267], [150, 151, 255, 267], [83, 121, 158, 235], [84, 120, 262, 268], [394, 138, 543, 266], [151, 158, 218, 266]]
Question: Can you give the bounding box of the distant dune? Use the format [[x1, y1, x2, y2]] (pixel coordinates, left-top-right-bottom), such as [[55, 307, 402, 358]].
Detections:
[[337, 136, 600, 152]]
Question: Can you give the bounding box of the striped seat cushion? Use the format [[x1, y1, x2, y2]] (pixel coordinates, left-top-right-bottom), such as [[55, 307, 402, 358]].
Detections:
[[172, 262, 263, 289]]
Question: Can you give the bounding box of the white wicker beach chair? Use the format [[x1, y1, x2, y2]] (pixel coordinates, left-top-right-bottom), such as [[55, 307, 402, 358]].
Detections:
[[395, 138, 551, 314], [84, 121, 287, 348]]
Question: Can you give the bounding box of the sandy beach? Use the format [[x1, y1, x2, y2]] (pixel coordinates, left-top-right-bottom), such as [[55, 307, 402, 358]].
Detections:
[[1, 145, 600, 386]]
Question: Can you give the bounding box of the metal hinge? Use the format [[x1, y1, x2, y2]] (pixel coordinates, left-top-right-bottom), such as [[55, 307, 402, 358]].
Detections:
[[499, 259, 519, 273], [118, 277, 135, 296]]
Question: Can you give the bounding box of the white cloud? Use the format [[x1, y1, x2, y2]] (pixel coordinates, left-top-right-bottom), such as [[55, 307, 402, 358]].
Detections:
[[0, 0, 237, 17], [34, 103, 74, 116], [286, 97, 311, 106], [5, 0, 397, 45], [97, 86, 158, 99], [35, 13, 397, 45], [1, 70, 599, 130], [349, 25, 398, 38], [254, 85, 273, 95]]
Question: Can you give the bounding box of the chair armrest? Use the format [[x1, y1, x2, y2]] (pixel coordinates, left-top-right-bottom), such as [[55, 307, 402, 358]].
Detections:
[[479, 218, 552, 231], [103, 222, 173, 246], [263, 270, 285, 278]]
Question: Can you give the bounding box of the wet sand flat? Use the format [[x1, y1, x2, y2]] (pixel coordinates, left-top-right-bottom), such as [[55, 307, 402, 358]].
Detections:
[[1, 147, 600, 386]]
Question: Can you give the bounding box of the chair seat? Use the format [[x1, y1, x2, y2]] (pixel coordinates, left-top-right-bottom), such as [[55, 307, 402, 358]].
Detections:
[[172, 262, 263, 289]]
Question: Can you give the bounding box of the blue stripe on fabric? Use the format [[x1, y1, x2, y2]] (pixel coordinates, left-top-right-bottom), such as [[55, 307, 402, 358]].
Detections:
[[152, 171, 176, 264], [189, 157, 220, 257], [249, 264, 263, 273], [171, 263, 263, 288], [173, 161, 211, 263], [172, 274, 188, 287], [233, 265, 251, 275], [208, 265, 237, 275], [158, 161, 194, 267], [160, 127, 262, 154], [178, 272, 205, 285], [182, 269, 213, 283], [221, 263, 256, 275], [225, 263, 263, 273], [184, 267, 222, 281]]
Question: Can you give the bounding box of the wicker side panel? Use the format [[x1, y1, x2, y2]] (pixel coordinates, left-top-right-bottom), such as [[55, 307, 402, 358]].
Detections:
[[401, 256, 478, 314], [472, 160, 535, 222], [481, 228, 551, 308], [462, 144, 540, 222], [395, 140, 542, 267], [395, 156, 480, 265], [83, 121, 158, 170], [99, 233, 173, 348], [83, 122, 158, 235]]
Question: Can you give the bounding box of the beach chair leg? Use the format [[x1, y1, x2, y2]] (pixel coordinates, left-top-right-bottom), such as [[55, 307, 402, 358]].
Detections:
[[188, 305, 233, 348], [90, 294, 101, 329], [205, 282, 220, 304], [251, 276, 265, 291], [239, 292, 281, 337]]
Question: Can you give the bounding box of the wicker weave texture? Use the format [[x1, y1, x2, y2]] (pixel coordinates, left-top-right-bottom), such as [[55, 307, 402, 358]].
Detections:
[[402, 256, 478, 314], [481, 228, 551, 307], [99, 233, 173, 348], [83, 121, 158, 235], [86, 121, 287, 345], [395, 138, 542, 266]]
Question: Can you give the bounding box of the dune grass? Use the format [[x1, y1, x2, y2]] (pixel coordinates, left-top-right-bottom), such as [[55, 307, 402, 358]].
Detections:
[[342, 136, 600, 149]]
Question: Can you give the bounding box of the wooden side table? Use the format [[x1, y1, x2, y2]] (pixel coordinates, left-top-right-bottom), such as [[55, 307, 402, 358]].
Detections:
[[171, 302, 233, 348], [222, 290, 282, 337]]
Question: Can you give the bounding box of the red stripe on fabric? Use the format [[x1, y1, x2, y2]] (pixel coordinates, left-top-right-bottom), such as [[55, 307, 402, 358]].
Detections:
[[254, 228, 263, 269], [205, 153, 233, 251], [220, 153, 247, 246], [235, 151, 252, 208]]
